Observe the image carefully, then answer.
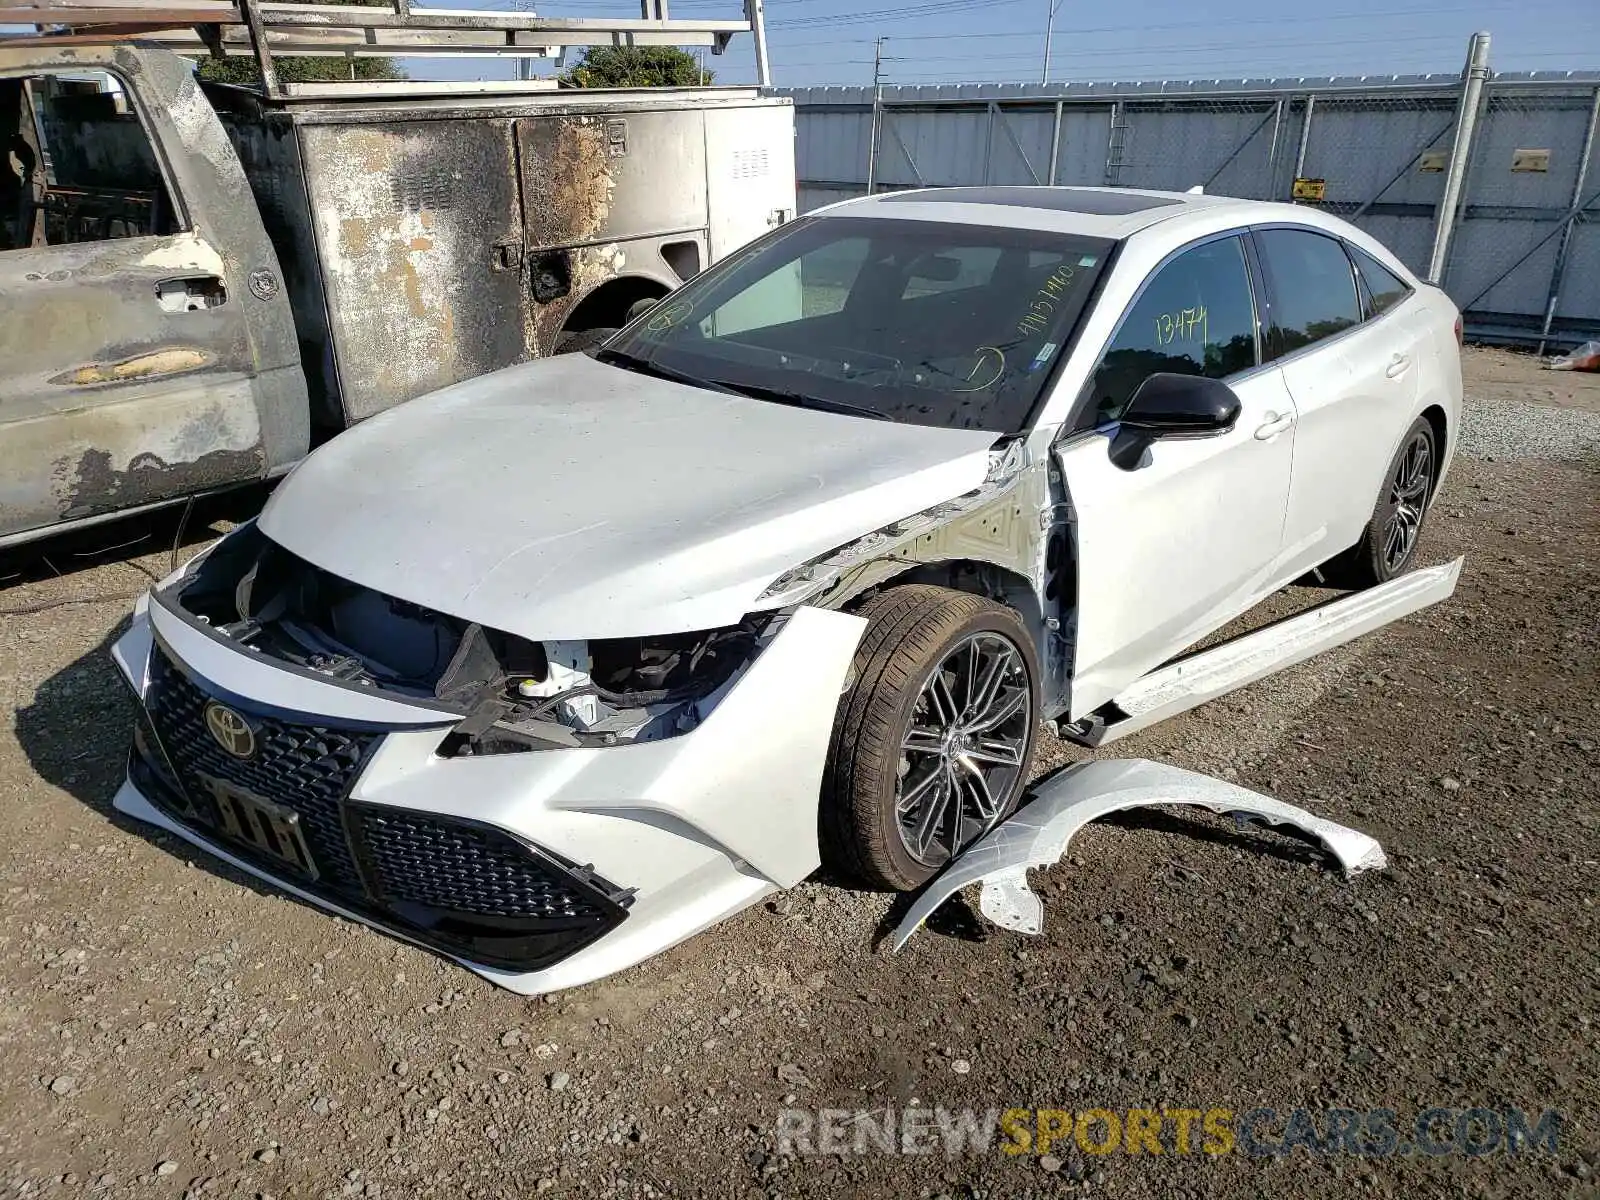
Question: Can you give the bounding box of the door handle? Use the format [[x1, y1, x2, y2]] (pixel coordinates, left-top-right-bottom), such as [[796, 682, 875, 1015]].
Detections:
[[1253, 411, 1294, 440], [154, 274, 227, 313], [1385, 353, 1411, 379]]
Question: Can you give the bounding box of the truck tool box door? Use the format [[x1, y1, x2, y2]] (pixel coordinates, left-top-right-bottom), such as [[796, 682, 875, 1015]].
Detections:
[[297, 117, 528, 424], [0, 46, 306, 544]]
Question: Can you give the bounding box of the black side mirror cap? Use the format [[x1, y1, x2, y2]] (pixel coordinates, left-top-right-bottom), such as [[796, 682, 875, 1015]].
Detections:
[[1108, 373, 1242, 470], [1122, 372, 1242, 436]]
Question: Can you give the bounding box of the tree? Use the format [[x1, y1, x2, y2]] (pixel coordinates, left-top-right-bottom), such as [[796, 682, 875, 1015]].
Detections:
[[559, 46, 709, 89], [196, 0, 401, 86]]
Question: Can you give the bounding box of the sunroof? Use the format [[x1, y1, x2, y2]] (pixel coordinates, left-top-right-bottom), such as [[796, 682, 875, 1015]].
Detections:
[[876, 186, 1181, 216]]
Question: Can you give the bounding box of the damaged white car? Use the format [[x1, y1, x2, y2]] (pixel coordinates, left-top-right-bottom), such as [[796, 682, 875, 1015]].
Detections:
[[112, 186, 1463, 993]]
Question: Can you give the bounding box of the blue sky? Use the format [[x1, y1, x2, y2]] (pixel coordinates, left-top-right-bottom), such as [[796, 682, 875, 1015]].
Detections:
[[424, 0, 1598, 88]]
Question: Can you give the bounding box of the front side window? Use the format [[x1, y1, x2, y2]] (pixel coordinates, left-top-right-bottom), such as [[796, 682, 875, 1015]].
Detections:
[[1082, 235, 1258, 427], [1348, 244, 1411, 319], [1, 70, 179, 253], [603, 215, 1114, 433], [1255, 228, 1361, 357]]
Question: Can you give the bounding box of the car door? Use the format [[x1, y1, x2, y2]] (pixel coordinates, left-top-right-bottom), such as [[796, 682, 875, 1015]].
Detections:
[[1053, 233, 1300, 720], [1251, 228, 1423, 579], [0, 47, 306, 544]]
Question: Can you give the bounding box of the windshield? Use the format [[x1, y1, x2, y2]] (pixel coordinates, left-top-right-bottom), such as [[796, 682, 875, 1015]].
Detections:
[[602, 215, 1115, 433]]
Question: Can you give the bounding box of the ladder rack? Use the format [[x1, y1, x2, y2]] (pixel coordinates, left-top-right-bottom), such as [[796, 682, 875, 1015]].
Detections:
[[0, 0, 772, 91]]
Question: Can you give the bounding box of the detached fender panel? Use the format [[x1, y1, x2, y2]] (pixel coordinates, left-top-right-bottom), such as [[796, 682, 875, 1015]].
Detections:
[[893, 758, 1387, 950]]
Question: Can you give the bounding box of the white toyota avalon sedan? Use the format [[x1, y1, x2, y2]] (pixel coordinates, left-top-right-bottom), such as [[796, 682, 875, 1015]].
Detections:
[[111, 186, 1462, 993]]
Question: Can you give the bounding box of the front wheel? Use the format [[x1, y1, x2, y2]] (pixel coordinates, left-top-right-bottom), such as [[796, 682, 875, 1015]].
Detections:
[[1330, 416, 1437, 588], [820, 585, 1039, 891]]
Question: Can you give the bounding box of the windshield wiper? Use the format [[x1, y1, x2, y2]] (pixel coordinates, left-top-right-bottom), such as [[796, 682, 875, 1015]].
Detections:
[[594, 348, 741, 396], [707, 380, 891, 421]]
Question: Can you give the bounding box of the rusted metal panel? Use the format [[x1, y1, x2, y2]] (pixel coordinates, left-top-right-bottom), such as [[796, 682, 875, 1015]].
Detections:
[[517, 110, 708, 251], [514, 109, 710, 356], [297, 117, 526, 423]]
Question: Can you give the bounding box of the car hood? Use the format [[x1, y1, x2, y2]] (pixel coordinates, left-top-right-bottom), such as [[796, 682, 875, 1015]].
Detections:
[[259, 353, 999, 640]]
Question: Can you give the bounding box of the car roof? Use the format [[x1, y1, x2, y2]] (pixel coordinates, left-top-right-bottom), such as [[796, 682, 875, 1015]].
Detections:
[[810, 185, 1422, 285], [820, 185, 1250, 240]]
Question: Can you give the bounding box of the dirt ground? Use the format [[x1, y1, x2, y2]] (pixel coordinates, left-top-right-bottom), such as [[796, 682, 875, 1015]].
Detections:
[[1, 347, 1596, 1199]]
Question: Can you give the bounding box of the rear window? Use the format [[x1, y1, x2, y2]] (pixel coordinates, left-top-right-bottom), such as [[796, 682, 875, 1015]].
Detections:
[[1255, 228, 1362, 357], [1349, 244, 1412, 319]]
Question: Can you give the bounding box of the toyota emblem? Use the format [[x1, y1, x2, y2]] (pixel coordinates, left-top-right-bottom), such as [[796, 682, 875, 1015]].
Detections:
[[203, 701, 257, 759]]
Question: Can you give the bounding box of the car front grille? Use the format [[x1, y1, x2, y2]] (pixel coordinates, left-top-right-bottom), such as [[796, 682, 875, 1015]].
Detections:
[[144, 648, 373, 890], [136, 643, 631, 972]]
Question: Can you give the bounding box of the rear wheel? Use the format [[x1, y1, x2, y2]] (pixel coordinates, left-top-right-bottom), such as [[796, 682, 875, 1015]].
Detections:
[[821, 585, 1039, 891], [1329, 416, 1437, 588]]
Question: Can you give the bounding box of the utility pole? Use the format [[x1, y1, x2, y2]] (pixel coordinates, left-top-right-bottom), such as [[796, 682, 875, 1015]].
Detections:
[[1042, 0, 1065, 85], [866, 35, 885, 195]]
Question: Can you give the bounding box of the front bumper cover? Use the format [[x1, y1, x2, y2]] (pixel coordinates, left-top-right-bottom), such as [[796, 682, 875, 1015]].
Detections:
[[112, 591, 866, 994]]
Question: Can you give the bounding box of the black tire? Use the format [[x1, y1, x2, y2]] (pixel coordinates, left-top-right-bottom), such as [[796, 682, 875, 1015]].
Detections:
[[553, 326, 617, 356], [1328, 415, 1438, 589], [820, 584, 1040, 892]]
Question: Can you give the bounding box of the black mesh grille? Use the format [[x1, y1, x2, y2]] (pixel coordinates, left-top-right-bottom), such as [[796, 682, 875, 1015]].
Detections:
[[144, 648, 375, 889], [355, 808, 611, 921], [134, 642, 631, 972]]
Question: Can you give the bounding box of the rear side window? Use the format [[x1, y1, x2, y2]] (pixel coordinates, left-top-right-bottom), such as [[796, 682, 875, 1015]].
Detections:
[[1348, 244, 1412, 318], [1083, 235, 1258, 426], [1255, 229, 1361, 357]]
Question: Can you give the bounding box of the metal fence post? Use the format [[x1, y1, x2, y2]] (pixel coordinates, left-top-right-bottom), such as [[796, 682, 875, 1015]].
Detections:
[[1263, 97, 1285, 199], [1048, 99, 1063, 185], [1537, 84, 1600, 354], [1290, 94, 1315, 199], [983, 101, 996, 184], [1428, 31, 1492, 284]]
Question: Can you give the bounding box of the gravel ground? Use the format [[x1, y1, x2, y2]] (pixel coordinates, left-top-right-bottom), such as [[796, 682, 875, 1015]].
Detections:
[[0, 347, 1596, 1199], [1456, 398, 1600, 462]]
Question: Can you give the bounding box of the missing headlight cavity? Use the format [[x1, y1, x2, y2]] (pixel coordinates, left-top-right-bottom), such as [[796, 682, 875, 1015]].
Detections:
[[456, 614, 776, 756], [167, 523, 778, 757], [170, 522, 545, 703]]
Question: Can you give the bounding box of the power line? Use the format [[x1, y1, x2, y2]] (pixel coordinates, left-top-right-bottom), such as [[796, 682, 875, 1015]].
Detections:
[[774, 0, 1572, 44]]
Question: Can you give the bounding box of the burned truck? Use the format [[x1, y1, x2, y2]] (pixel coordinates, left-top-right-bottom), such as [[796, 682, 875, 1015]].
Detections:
[[0, 2, 793, 545]]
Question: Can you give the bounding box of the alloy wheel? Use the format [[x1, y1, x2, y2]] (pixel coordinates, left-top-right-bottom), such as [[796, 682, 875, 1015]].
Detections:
[[1381, 430, 1433, 573], [894, 632, 1032, 867]]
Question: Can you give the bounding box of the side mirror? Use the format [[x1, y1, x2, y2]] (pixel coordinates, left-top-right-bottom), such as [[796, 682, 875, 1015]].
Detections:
[[1108, 373, 1241, 470], [625, 296, 659, 323]]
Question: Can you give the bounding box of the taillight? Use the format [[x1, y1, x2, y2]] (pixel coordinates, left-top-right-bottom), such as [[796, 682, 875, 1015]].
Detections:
[[1453, 315, 1463, 346]]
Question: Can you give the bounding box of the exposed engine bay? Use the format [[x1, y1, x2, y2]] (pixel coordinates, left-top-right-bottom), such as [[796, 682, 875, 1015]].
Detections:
[[168, 523, 773, 754]]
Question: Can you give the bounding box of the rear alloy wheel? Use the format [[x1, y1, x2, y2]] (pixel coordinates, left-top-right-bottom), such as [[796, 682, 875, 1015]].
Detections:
[[1381, 429, 1433, 574], [821, 585, 1039, 891], [1330, 416, 1438, 589]]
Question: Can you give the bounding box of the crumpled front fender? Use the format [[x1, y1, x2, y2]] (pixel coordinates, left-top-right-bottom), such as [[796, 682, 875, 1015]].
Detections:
[[893, 758, 1387, 951]]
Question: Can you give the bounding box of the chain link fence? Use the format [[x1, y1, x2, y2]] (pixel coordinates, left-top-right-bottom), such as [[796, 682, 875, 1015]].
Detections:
[[783, 51, 1600, 349]]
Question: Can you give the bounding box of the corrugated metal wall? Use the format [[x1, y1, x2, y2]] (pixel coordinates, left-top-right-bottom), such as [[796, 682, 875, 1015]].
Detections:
[[779, 72, 1600, 347]]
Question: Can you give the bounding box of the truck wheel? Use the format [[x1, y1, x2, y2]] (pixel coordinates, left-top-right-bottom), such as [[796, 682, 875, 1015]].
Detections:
[[1329, 416, 1437, 588], [554, 327, 616, 355], [821, 585, 1039, 891]]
